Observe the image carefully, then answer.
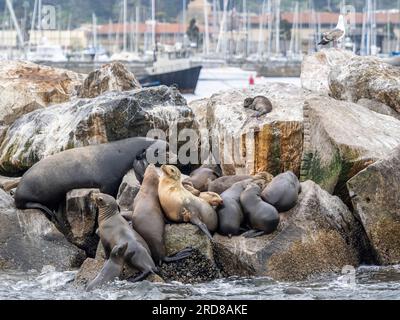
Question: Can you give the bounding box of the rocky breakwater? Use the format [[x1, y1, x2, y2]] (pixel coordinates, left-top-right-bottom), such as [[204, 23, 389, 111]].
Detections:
[[0, 60, 84, 147], [190, 83, 306, 176]]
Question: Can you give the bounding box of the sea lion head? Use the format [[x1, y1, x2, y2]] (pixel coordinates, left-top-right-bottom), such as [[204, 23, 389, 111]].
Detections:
[[243, 97, 254, 108], [161, 164, 181, 181], [91, 192, 119, 213]]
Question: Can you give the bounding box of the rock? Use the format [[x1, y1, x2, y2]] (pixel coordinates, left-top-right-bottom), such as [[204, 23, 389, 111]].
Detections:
[[329, 55, 400, 113], [200, 83, 306, 176], [78, 62, 141, 99], [213, 181, 369, 281], [0, 189, 85, 271], [300, 96, 400, 201], [0, 60, 84, 126], [74, 258, 104, 287], [347, 146, 400, 265], [0, 86, 196, 174], [0, 175, 21, 191], [356, 99, 400, 120], [117, 169, 141, 211], [301, 48, 354, 95], [59, 189, 100, 257]]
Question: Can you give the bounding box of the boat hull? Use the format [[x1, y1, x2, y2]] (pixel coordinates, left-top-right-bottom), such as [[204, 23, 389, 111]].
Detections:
[[139, 65, 202, 94]]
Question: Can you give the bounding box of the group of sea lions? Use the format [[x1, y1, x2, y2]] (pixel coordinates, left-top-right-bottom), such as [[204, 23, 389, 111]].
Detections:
[[12, 136, 301, 290]]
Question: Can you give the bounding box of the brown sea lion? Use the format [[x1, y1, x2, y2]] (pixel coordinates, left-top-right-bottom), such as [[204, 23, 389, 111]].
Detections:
[[244, 96, 273, 117], [208, 172, 274, 194], [130, 164, 192, 266], [158, 165, 218, 240], [240, 183, 280, 238], [182, 180, 201, 196], [261, 171, 301, 212], [89, 192, 157, 288], [183, 166, 221, 192]]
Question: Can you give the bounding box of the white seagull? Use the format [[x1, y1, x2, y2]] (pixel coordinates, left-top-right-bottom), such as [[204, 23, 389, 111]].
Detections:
[[318, 14, 346, 46]]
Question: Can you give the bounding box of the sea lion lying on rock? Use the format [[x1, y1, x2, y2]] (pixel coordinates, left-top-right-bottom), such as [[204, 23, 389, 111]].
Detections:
[[208, 172, 274, 194], [86, 192, 157, 290], [14, 137, 169, 221], [129, 164, 192, 266], [244, 96, 273, 117], [199, 192, 223, 207], [240, 183, 280, 238], [261, 171, 301, 212], [158, 165, 218, 240]]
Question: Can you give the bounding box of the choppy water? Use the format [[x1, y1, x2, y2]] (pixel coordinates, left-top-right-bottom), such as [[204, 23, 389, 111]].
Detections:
[[1, 265, 400, 300]]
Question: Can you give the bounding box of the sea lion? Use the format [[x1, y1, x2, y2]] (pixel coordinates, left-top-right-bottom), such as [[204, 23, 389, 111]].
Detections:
[[244, 96, 273, 117], [86, 242, 128, 291], [217, 179, 252, 237], [158, 165, 218, 240], [261, 171, 301, 212], [182, 181, 201, 196], [199, 192, 223, 207], [130, 164, 192, 266], [208, 172, 274, 194], [91, 192, 157, 284], [240, 183, 280, 238], [14, 137, 169, 221], [183, 166, 221, 192]]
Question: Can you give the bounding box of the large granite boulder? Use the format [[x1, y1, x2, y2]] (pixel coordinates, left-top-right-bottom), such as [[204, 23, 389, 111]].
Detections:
[[301, 48, 354, 95], [0, 60, 84, 126], [213, 180, 369, 281], [116, 169, 141, 212], [78, 62, 141, 98], [0, 86, 196, 174], [300, 95, 400, 201], [0, 189, 85, 271], [347, 146, 400, 265], [195, 83, 306, 176]]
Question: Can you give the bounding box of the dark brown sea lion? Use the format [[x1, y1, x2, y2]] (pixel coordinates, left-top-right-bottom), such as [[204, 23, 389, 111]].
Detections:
[[158, 165, 218, 240], [86, 242, 128, 291], [90, 192, 157, 286], [261, 171, 301, 212], [14, 137, 169, 221], [240, 183, 280, 238], [183, 166, 221, 192], [130, 164, 191, 266], [244, 96, 273, 117]]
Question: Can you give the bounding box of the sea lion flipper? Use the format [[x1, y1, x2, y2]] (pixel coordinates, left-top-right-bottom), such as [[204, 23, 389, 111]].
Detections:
[[190, 214, 213, 241], [127, 270, 153, 283], [163, 247, 193, 263]]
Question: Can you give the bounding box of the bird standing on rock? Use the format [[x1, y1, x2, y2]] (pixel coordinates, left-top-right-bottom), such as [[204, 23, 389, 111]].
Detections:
[[318, 14, 346, 47]]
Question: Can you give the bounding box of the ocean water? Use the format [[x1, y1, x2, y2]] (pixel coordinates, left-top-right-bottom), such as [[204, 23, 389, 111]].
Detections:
[[1, 264, 400, 300], [183, 67, 301, 102]]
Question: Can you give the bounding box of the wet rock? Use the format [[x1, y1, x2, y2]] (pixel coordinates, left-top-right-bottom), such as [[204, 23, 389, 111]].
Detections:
[[347, 146, 400, 265], [0, 86, 195, 174], [329, 55, 400, 113], [74, 258, 104, 287], [300, 96, 400, 200], [199, 83, 306, 176], [356, 99, 400, 120], [213, 181, 367, 281], [0, 175, 21, 192], [301, 48, 354, 95], [0, 60, 84, 126], [0, 189, 85, 271], [59, 189, 100, 257], [117, 169, 141, 211], [78, 62, 141, 99]]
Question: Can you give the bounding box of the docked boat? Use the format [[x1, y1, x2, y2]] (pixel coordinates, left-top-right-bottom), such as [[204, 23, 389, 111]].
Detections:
[[27, 39, 68, 62]]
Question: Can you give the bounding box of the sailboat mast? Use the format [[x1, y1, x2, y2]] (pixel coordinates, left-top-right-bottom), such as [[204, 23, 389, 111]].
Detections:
[[257, 0, 266, 56], [216, 0, 229, 54], [151, 0, 156, 50], [92, 13, 97, 50], [135, 6, 140, 54], [203, 0, 210, 55], [123, 0, 127, 52], [28, 0, 38, 53]]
